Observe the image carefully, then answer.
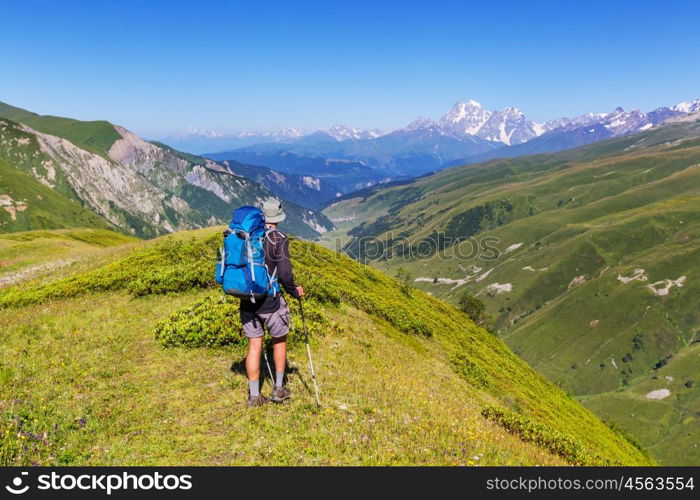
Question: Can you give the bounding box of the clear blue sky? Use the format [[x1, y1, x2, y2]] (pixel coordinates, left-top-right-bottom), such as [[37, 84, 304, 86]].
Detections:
[[2, 0, 699, 137]]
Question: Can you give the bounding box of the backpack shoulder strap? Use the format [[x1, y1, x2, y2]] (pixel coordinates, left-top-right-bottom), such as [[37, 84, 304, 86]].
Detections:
[[264, 229, 287, 263], [263, 228, 284, 295], [264, 228, 286, 246]]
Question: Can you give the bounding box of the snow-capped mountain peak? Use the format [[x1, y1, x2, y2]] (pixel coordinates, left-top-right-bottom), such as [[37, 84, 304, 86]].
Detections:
[[672, 99, 700, 114], [599, 107, 651, 135], [406, 117, 438, 130], [442, 100, 490, 122], [314, 124, 384, 141], [325, 124, 373, 141], [439, 100, 492, 136], [277, 127, 304, 138], [179, 126, 224, 139], [502, 106, 523, 117], [436, 101, 538, 145]]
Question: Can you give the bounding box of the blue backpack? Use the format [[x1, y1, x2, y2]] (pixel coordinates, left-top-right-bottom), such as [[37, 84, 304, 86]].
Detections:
[[215, 206, 280, 302]]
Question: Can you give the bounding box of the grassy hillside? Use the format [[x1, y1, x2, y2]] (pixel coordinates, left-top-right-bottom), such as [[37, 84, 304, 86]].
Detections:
[[322, 120, 700, 464], [0, 157, 117, 233], [0, 228, 136, 289], [0, 228, 651, 466]]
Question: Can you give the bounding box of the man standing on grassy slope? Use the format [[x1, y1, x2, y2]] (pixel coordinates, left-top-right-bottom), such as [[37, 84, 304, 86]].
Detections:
[[241, 198, 304, 407]]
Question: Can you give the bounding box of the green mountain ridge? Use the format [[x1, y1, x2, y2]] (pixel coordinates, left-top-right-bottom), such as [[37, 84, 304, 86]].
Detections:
[[322, 120, 700, 464], [0, 228, 651, 466], [0, 101, 120, 157]]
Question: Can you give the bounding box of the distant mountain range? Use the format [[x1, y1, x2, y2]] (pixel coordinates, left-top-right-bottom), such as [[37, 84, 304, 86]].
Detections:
[[453, 100, 700, 165], [0, 101, 333, 239], [164, 98, 700, 152], [163, 98, 700, 188], [161, 126, 306, 155]]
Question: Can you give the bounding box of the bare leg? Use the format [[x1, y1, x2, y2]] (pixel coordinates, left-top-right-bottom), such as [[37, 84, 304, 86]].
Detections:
[[246, 337, 263, 383], [272, 335, 287, 381]]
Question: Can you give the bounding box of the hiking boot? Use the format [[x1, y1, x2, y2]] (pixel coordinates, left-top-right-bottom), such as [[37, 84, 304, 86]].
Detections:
[[271, 385, 291, 403], [247, 394, 270, 408]]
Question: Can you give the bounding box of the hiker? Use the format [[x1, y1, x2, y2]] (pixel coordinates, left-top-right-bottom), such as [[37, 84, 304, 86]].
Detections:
[[240, 198, 304, 407]]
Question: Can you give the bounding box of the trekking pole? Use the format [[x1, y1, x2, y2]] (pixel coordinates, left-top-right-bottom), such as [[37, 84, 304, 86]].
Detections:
[[298, 298, 321, 407], [262, 335, 275, 387]]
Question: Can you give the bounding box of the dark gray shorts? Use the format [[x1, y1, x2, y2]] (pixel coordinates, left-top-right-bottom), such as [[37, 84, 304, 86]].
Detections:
[[241, 296, 291, 339]]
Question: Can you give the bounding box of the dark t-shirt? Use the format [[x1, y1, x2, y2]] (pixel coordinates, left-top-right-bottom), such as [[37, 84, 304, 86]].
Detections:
[[240, 229, 300, 314]]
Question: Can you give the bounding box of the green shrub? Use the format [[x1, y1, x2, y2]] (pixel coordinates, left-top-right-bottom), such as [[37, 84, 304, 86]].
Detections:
[[153, 292, 341, 348], [481, 406, 618, 466], [451, 353, 491, 389], [456, 290, 491, 329], [154, 293, 244, 348], [395, 267, 413, 297]]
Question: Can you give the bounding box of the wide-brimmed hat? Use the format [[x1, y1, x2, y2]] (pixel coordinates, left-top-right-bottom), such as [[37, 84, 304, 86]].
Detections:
[[262, 197, 286, 223]]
